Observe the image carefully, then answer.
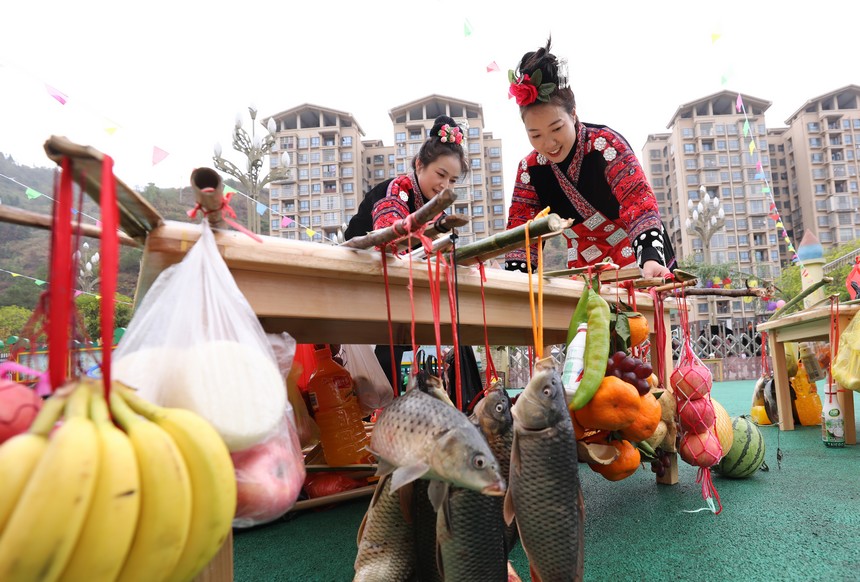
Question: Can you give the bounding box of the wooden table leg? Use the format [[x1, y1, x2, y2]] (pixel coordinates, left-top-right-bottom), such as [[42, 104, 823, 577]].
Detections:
[[769, 334, 795, 431]]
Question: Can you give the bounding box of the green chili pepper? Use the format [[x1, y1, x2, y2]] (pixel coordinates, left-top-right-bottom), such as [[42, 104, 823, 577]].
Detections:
[[566, 283, 591, 346], [569, 290, 610, 411]]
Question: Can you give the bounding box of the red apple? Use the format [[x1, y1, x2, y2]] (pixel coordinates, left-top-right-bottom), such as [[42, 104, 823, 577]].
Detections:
[[678, 397, 716, 433], [670, 364, 712, 400], [231, 422, 306, 528], [679, 428, 722, 468], [0, 379, 43, 445]]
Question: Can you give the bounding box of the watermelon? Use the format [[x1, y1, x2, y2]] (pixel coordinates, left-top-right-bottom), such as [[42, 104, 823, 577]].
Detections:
[[715, 415, 766, 479]]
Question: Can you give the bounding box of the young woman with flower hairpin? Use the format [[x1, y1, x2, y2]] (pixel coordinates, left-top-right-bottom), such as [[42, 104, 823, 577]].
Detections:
[[504, 38, 674, 279], [344, 114, 469, 393]]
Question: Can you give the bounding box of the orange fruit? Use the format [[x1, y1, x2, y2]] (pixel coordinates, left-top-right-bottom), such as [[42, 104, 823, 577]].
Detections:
[[619, 391, 662, 442], [589, 439, 641, 481], [574, 376, 641, 431], [628, 313, 650, 347]]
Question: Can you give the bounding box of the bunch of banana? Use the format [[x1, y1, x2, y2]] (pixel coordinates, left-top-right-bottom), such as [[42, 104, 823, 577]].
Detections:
[[0, 379, 236, 582]]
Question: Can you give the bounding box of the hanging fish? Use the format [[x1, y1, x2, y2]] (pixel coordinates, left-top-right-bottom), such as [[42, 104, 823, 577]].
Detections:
[[504, 357, 584, 581]]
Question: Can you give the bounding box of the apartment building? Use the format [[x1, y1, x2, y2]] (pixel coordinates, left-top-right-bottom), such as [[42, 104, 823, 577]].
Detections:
[[777, 85, 860, 248], [644, 85, 860, 333], [264, 95, 506, 244]]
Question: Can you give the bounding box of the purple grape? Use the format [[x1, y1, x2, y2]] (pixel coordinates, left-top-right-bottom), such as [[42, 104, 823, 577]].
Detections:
[[619, 357, 637, 373], [622, 371, 639, 386], [635, 379, 650, 396], [634, 363, 653, 379], [612, 351, 628, 364]]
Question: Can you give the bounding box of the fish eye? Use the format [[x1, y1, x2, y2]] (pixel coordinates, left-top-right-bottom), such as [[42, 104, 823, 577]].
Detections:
[[472, 454, 487, 469], [542, 386, 552, 396], [495, 402, 505, 413]]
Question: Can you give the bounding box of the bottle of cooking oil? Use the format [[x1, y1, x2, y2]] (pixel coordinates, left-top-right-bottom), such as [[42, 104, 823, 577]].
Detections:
[[307, 345, 373, 465]]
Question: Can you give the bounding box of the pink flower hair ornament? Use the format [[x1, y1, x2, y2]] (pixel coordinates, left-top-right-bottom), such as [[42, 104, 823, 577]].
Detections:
[[508, 69, 557, 106], [438, 124, 463, 145]]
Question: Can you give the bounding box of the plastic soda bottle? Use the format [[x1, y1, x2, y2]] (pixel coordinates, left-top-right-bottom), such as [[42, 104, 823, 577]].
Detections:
[[562, 323, 588, 398], [821, 382, 845, 448], [307, 346, 373, 465]]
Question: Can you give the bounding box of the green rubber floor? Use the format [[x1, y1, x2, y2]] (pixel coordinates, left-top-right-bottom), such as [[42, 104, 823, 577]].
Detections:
[[233, 381, 860, 581]]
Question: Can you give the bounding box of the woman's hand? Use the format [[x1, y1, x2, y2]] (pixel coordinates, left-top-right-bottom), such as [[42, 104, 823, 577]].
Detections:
[[642, 260, 671, 279]]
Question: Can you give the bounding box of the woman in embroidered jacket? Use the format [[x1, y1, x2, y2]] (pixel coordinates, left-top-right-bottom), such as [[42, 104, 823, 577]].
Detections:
[[344, 114, 469, 392], [344, 114, 468, 239], [504, 39, 674, 278]]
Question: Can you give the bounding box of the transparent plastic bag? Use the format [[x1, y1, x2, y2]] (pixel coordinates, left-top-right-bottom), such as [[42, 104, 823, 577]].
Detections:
[[231, 413, 306, 528], [113, 221, 286, 451], [341, 344, 393, 415]]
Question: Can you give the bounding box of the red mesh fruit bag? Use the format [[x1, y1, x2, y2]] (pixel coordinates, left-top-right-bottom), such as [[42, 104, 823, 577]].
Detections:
[[669, 290, 722, 513]]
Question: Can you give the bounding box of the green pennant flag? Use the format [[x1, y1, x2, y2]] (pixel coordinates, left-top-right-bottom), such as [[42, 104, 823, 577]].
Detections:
[[464, 19, 473, 37], [25, 188, 43, 200], [743, 120, 750, 137], [34, 279, 46, 286]]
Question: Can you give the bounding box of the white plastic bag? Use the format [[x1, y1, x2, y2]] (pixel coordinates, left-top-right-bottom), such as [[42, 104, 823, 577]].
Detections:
[[341, 344, 393, 415], [113, 221, 286, 451], [231, 413, 306, 528]]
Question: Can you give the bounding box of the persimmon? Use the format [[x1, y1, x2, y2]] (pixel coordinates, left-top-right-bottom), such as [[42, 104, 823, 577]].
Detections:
[[618, 391, 662, 442], [628, 313, 650, 347], [574, 376, 641, 431], [589, 439, 641, 481]]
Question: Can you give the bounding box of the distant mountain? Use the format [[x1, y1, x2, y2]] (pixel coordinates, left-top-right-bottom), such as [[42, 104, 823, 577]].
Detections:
[[0, 153, 254, 309]]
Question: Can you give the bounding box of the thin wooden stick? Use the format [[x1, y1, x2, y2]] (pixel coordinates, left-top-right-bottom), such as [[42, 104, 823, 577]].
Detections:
[[653, 278, 698, 294], [396, 214, 469, 253], [340, 189, 457, 250], [453, 213, 573, 265], [676, 286, 770, 297], [0, 205, 139, 247]]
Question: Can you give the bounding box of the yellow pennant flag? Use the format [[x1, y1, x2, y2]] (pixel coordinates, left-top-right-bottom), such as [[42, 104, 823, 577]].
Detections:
[[748, 141, 756, 155], [305, 228, 316, 238]]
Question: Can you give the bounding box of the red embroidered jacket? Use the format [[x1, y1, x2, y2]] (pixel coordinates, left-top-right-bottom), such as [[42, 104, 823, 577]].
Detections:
[[504, 122, 673, 272]]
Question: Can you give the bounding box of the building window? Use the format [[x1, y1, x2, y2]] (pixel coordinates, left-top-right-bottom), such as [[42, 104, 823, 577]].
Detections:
[[471, 158, 482, 169], [473, 205, 484, 216], [468, 127, 480, 139], [684, 144, 696, 154], [488, 147, 501, 157], [310, 137, 320, 148], [341, 136, 352, 147], [395, 132, 406, 143], [409, 129, 423, 140], [342, 152, 353, 162]]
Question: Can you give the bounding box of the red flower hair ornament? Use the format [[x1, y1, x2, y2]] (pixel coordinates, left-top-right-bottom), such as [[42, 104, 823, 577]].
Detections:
[[437, 124, 463, 145], [508, 69, 557, 106]]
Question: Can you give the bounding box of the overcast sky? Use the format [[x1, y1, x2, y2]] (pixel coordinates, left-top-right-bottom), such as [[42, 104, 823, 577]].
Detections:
[[2, 0, 858, 207]]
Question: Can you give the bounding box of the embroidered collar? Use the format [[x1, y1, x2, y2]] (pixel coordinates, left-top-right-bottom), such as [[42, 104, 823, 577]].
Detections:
[[408, 171, 426, 210]]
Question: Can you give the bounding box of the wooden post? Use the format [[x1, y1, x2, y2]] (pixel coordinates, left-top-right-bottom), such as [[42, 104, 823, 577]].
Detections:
[[769, 333, 794, 431], [191, 530, 233, 582]]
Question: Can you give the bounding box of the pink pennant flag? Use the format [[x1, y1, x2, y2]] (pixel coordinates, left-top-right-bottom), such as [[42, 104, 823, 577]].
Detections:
[[735, 94, 743, 112], [486, 61, 500, 73], [152, 146, 169, 166], [45, 84, 68, 105], [756, 160, 763, 172], [96, 220, 102, 228], [281, 216, 294, 227], [74, 290, 83, 297]]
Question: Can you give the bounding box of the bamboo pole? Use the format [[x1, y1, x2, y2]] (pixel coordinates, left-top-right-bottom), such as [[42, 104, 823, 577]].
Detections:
[[190, 167, 229, 230], [669, 286, 773, 298], [340, 189, 457, 250], [454, 213, 573, 266], [0, 205, 139, 247], [409, 233, 456, 260], [770, 277, 833, 320]]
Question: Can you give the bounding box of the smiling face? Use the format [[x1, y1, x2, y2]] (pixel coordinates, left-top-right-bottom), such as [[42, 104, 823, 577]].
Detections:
[[523, 103, 578, 162], [415, 153, 462, 199]]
